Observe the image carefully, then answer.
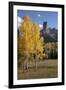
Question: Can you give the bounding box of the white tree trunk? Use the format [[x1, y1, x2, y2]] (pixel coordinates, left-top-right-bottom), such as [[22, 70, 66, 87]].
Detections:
[[35, 56, 38, 71]]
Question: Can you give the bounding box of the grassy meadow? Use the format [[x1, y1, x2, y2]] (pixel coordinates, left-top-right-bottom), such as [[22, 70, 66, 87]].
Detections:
[[18, 59, 58, 80]]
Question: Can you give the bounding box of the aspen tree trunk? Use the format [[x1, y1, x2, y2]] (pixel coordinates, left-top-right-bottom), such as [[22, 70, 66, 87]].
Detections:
[[22, 63, 24, 72], [26, 57, 28, 70], [22, 58, 28, 72], [35, 56, 38, 71], [25, 54, 29, 71]]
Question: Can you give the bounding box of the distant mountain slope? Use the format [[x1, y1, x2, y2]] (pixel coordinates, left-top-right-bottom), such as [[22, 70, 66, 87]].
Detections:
[[40, 29, 58, 43]]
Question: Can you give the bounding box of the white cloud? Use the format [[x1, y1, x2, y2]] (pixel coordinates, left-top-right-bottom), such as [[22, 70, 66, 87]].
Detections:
[[17, 17, 22, 23], [39, 24, 43, 30], [38, 14, 40, 17], [17, 17, 23, 29]]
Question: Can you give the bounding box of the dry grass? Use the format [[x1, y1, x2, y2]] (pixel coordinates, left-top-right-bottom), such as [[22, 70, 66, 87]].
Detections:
[[18, 59, 58, 80]]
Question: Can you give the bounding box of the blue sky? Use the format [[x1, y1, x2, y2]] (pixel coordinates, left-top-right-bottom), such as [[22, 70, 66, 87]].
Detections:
[[17, 10, 58, 29]]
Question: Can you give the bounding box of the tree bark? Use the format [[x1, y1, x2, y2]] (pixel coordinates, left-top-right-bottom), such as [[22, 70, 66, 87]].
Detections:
[[35, 56, 38, 71]]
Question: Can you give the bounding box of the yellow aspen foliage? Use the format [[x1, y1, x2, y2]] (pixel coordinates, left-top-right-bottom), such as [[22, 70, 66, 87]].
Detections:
[[33, 23, 44, 56], [19, 16, 34, 55], [18, 16, 45, 64]]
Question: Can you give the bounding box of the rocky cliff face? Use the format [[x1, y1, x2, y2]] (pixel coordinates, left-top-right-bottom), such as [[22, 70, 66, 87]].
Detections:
[[40, 22, 58, 43]]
